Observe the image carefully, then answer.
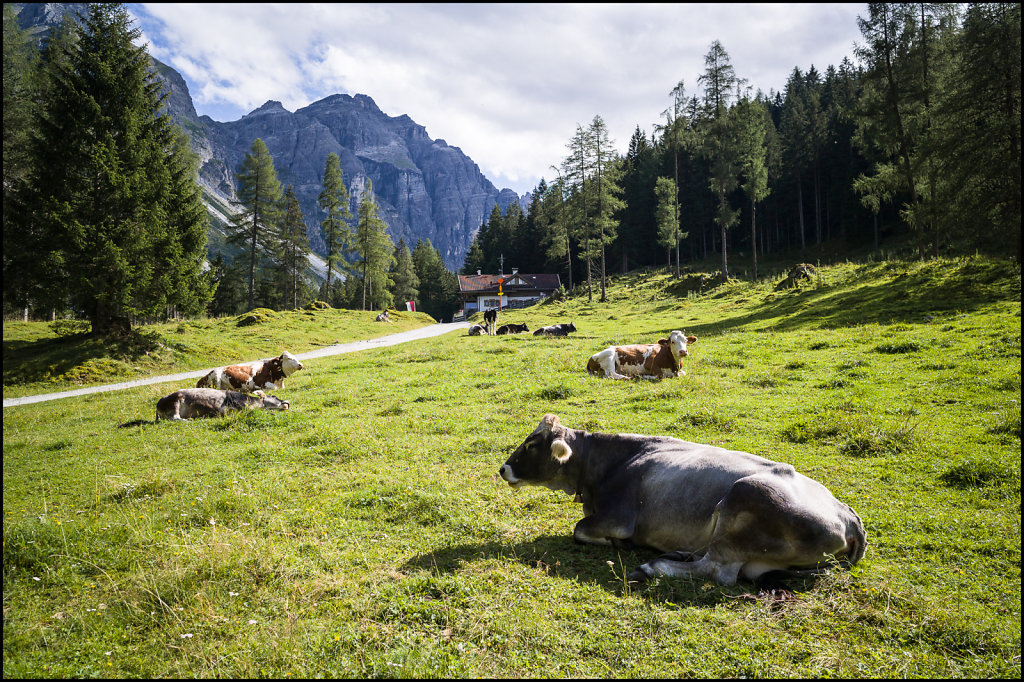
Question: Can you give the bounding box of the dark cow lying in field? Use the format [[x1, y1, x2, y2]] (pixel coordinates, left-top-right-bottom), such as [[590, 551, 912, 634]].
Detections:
[[534, 322, 577, 336], [484, 309, 498, 335], [156, 388, 289, 421], [468, 324, 486, 336], [496, 323, 530, 335], [499, 414, 866, 590], [587, 330, 697, 379], [376, 310, 391, 322], [196, 351, 304, 392]]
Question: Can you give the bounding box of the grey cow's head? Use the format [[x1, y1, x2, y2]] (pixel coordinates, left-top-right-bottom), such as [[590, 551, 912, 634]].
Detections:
[[499, 414, 576, 493], [253, 390, 290, 411]]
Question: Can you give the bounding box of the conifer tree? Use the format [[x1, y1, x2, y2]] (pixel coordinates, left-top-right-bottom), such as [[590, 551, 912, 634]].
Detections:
[[278, 185, 312, 310], [413, 239, 459, 321], [354, 180, 395, 310], [229, 138, 282, 311], [390, 238, 419, 308], [734, 96, 771, 279], [655, 176, 680, 269], [13, 3, 211, 333], [698, 40, 741, 278], [317, 152, 353, 302]]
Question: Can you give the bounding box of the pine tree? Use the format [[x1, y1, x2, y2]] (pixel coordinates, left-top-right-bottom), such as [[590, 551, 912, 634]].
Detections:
[[354, 180, 395, 310], [588, 114, 624, 301], [13, 3, 211, 333], [278, 185, 312, 310], [317, 152, 353, 303], [229, 138, 282, 311], [655, 176, 680, 269], [733, 96, 771, 279], [390, 238, 419, 309], [698, 40, 741, 278], [413, 239, 459, 322]]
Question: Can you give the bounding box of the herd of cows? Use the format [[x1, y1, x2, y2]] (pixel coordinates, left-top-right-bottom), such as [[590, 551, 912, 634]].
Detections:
[[148, 315, 867, 596]]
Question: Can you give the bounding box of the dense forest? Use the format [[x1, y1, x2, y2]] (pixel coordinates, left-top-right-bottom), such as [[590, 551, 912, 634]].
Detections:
[[3, 3, 1020, 330], [464, 3, 1021, 301]]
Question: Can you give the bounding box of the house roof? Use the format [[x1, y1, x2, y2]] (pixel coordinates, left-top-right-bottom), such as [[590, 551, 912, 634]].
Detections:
[[458, 273, 561, 294]]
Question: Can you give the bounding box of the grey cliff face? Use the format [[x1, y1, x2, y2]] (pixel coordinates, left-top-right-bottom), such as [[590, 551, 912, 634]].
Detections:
[[16, 4, 521, 272]]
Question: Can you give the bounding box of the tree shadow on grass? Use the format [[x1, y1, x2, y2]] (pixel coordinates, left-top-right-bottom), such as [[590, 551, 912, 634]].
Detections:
[[401, 533, 823, 608]]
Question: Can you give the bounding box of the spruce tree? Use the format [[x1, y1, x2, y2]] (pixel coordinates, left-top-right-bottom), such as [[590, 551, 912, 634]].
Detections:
[[14, 3, 211, 333], [412, 239, 459, 322], [655, 176, 680, 269], [354, 180, 395, 310], [317, 152, 353, 303], [390, 238, 420, 309], [228, 137, 282, 311], [278, 185, 312, 310]]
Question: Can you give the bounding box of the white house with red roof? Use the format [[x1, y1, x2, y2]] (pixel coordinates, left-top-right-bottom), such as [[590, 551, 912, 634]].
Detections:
[[456, 269, 561, 317]]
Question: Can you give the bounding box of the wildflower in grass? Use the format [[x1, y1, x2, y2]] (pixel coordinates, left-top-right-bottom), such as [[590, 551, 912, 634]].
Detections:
[[180, 633, 193, 639]]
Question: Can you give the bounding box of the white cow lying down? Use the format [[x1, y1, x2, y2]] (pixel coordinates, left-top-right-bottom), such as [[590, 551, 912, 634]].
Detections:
[[156, 388, 289, 421]]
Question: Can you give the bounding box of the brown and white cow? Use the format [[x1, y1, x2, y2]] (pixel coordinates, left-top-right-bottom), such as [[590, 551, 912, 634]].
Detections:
[[156, 388, 289, 421], [587, 330, 697, 380], [196, 351, 304, 392], [499, 414, 867, 590]]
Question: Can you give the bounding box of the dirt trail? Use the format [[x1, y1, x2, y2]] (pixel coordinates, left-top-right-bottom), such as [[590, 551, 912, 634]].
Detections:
[[2, 321, 469, 408]]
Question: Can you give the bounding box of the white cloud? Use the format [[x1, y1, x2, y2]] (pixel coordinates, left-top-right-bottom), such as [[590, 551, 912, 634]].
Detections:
[[129, 2, 866, 195]]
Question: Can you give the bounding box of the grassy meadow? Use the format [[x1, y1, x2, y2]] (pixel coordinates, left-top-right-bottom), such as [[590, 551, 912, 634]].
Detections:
[[3, 256, 1020, 678]]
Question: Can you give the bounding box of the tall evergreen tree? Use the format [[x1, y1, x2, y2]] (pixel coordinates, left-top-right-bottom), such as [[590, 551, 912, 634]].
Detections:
[[12, 3, 211, 333], [588, 114, 624, 301], [698, 40, 741, 278], [229, 137, 282, 311], [317, 152, 353, 303], [654, 176, 681, 269], [354, 180, 395, 310], [413, 238, 459, 322], [277, 185, 312, 310], [390, 238, 419, 308], [733, 95, 771, 279]]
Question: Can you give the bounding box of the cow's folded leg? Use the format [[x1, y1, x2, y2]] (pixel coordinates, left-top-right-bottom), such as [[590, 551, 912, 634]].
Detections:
[[573, 515, 634, 547], [628, 552, 740, 585]]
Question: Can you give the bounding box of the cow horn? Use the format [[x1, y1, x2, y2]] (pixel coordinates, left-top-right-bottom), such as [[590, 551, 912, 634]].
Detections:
[[550, 438, 572, 464]]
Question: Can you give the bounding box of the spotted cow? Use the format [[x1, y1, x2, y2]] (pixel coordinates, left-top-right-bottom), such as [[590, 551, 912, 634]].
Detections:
[[496, 323, 530, 335], [196, 351, 304, 393], [533, 322, 577, 336], [587, 330, 697, 379]]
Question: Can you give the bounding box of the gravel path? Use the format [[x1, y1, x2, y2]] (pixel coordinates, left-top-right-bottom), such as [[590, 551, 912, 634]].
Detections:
[[2, 321, 470, 408]]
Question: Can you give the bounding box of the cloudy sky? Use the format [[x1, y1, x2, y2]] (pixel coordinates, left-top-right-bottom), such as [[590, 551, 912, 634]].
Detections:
[[128, 3, 867, 196]]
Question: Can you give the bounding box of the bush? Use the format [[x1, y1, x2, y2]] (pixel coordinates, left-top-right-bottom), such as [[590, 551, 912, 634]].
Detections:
[[236, 308, 277, 326], [49, 319, 91, 337]]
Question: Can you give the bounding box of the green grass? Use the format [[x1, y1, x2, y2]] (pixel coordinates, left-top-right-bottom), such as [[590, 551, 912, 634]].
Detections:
[[2, 306, 436, 399], [3, 255, 1021, 677]]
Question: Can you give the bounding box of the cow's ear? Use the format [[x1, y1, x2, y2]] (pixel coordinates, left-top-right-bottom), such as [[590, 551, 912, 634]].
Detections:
[[658, 338, 668, 345], [687, 335, 697, 343], [551, 438, 573, 464]]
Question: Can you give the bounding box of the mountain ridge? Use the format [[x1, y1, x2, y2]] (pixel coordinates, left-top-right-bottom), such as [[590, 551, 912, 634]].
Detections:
[[15, 3, 526, 273]]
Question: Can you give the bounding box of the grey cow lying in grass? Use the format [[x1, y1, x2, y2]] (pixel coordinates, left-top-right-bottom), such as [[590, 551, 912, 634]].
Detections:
[[156, 388, 289, 421]]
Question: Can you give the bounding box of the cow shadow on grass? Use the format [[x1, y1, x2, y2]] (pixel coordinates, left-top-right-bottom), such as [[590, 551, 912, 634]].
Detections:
[[401, 534, 821, 607]]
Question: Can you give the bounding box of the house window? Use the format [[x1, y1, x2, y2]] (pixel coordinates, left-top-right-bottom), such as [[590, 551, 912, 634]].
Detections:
[[482, 298, 501, 309]]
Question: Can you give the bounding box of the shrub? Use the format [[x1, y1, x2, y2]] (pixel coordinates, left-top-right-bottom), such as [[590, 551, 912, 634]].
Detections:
[[49, 319, 91, 337], [236, 308, 277, 326]]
